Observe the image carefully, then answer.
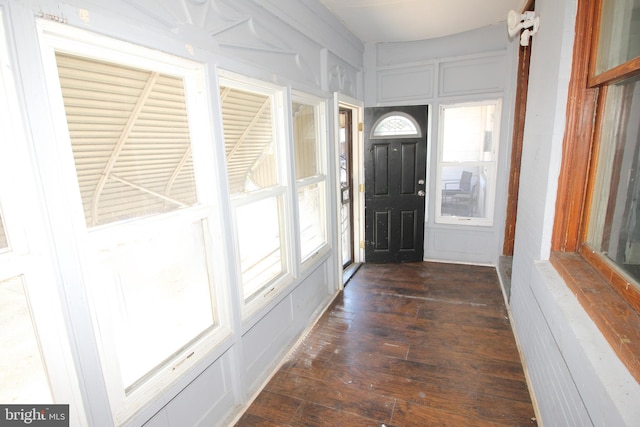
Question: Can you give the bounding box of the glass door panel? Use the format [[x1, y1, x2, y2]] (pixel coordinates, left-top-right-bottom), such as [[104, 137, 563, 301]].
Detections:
[[339, 109, 354, 267]]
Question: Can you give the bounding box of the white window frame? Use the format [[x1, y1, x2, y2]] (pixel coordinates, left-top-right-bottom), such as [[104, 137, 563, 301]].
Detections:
[[0, 13, 86, 425], [291, 91, 330, 265], [37, 21, 231, 424], [218, 71, 295, 318], [435, 99, 502, 226]]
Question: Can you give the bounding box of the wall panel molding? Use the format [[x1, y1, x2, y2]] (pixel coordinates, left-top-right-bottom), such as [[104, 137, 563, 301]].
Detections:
[[377, 64, 435, 103], [438, 54, 507, 97]]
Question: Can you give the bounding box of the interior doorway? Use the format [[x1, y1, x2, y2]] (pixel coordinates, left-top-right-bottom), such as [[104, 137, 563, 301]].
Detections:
[[339, 108, 355, 268], [336, 96, 364, 285]]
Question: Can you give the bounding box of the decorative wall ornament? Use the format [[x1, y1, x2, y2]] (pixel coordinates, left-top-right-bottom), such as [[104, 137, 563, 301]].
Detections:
[[329, 65, 355, 97], [127, 0, 320, 86]]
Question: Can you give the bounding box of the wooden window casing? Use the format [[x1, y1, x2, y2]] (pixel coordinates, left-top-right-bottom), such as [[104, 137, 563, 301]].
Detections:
[[552, 0, 640, 382]]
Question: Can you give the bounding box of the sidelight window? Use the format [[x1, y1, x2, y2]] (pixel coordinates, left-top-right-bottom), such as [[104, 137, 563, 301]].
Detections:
[[436, 100, 501, 226]]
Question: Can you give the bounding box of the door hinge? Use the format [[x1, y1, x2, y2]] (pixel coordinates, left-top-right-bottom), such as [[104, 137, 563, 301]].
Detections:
[[358, 122, 364, 132], [359, 241, 365, 249], [359, 184, 365, 193]]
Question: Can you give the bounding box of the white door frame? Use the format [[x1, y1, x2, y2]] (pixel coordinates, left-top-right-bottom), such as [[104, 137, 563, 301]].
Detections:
[[333, 93, 364, 281]]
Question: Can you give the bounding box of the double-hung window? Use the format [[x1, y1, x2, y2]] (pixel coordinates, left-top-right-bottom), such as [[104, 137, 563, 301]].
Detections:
[[218, 73, 292, 311], [292, 93, 328, 263], [39, 23, 228, 422], [436, 100, 501, 225], [553, 0, 640, 382], [583, 0, 640, 298], [0, 16, 85, 422]]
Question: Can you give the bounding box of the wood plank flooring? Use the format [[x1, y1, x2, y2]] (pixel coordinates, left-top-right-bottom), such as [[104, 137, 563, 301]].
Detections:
[[235, 262, 538, 426]]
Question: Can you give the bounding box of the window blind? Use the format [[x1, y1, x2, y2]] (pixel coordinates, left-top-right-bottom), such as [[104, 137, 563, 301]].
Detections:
[[55, 52, 197, 226]]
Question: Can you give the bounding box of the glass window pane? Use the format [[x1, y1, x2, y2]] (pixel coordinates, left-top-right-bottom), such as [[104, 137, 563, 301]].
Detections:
[[220, 87, 277, 193], [341, 200, 352, 266], [55, 53, 197, 227], [293, 102, 318, 179], [372, 113, 420, 138], [93, 219, 216, 390], [440, 165, 493, 219], [0, 210, 7, 251], [587, 74, 640, 291], [236, 197, 284, 301], [595, 0, 640, 75], [298, 182, 326, 260], [442, 104, 497, 162], [0, 275, 52, 403]]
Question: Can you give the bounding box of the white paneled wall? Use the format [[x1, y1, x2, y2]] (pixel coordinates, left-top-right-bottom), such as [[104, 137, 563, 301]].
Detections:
[[1, 1, 361, 425], [364, 25, 515, 265]]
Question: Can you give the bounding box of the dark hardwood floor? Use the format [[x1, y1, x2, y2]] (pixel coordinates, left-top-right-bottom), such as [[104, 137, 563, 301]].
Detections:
[[235, 262, 538, 426]]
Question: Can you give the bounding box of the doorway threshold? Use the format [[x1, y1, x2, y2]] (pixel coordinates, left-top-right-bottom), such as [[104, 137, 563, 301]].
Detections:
[[342, 262, 362, 286]]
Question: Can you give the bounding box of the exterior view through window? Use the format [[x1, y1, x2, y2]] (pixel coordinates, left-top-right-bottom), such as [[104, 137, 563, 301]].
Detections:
[[293, 98, 327, 262], [0, 275, 51, 403], [53, 51, 220, 410], [219, 81, 288, 305], [437, 100, 501, 225], [585, 0, 640, 292]]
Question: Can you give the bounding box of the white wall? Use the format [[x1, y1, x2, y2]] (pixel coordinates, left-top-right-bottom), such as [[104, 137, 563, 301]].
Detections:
[[363, 24, 517, 265], [510, 0, 640, 425], [1, 0, 364, 426]]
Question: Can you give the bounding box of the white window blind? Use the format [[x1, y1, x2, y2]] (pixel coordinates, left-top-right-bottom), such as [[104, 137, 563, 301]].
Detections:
[[0, 211, 7, 251], [56, 53, 197, 227], [220, 86, 277, 193]]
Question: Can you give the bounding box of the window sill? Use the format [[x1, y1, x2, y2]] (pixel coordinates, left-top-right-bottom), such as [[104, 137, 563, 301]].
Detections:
[[550, 252, 640, 383]]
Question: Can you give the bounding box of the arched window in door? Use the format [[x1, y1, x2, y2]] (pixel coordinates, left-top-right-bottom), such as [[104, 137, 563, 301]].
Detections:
[[370, 112, 421, 139]]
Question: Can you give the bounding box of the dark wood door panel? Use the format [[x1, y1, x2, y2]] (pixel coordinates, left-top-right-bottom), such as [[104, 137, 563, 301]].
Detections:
[[364, 105, 427, 263]]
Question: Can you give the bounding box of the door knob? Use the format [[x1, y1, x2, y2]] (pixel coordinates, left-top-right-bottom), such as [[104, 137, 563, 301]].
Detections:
[[418, 190, 426, 197], [418, 179, 425, 185]]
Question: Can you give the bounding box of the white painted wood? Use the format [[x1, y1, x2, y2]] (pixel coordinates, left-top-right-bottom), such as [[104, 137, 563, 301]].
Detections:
[[165, 354, 234, 427], [4, 1, 352, 425], [426, 228, 498, 265], [375, 25, 509, 67], [377, 64, 435, 103], [366, 25, 515, 265], [438, 54, 507, 97]]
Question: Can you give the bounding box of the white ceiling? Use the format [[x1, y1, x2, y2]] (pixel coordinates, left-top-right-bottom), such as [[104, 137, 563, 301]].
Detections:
[[320, 0, 528, 43]]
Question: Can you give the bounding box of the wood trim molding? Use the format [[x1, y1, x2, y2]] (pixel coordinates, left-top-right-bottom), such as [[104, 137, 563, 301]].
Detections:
[[589, 57, 640, 87], [552, 0, 599, 251], [579, 245, 640, 314], [550, 251, 640, 383], [503, 43, 531, 256]]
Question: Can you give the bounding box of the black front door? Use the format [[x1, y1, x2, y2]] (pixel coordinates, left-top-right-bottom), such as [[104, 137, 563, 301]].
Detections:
[[364, 106, 428, 263]]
